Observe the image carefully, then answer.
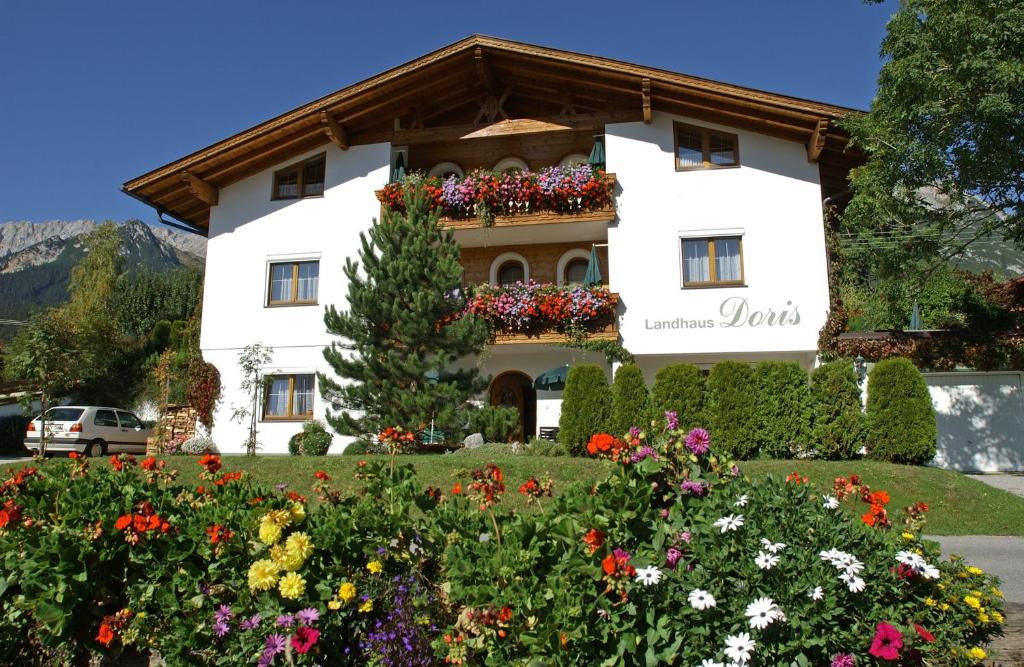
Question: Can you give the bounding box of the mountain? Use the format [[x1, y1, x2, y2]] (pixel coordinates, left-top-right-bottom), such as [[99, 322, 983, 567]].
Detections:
[[0, 219, 206, 339]]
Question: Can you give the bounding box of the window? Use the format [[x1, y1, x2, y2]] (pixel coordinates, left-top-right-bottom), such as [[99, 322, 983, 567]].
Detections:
[[272, 154, 326, 200], [268, 261, 319, 305], [674, 122, 739, 170], [497, 260, 525, 286], [681, 236, 744, 287], [117, 411, 143, 429], [264, 374, 315, 420], [564, 258, 589, 285], [94, 409, 118, 427]]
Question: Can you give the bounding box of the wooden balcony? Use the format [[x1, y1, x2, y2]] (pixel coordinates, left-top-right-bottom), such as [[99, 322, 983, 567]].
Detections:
[[487, 292, 619, 345]]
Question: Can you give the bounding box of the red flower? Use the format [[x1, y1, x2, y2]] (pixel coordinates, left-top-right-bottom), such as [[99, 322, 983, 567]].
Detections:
[[96, 622, 114, 646], [913, 623, 935, 643], [582, 529, 605, 553], [451, 482, 462, 495], [207, 523, 234, 544], [291, 626, 320, 654], [140, 456, 157, 471], [68, 452, 79, 460], [869, 621, 903, 661], [869, 490, 890, 506], [198, 453, 221, 474], [601, 554, 616, 575], [498, 606, 512, 623], [0, 510, 9, 529], [114, 515, 132, 531], [110, 455, 123, 471], [314, 470, 330, 481]]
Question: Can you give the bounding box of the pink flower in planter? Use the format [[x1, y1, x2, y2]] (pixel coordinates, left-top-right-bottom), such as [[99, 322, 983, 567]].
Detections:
[[291, 626, 320, 654], [869, 622, 902, 661]]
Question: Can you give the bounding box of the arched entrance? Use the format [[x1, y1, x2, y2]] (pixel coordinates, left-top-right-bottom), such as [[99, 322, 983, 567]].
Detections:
[[489, 371, 537, 442]]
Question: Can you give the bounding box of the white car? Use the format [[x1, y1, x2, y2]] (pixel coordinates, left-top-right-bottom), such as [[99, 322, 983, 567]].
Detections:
[[25, 406, 152, 457]]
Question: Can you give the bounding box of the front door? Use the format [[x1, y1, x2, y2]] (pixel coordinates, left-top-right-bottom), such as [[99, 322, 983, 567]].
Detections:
[[489, 372, 536, 442]]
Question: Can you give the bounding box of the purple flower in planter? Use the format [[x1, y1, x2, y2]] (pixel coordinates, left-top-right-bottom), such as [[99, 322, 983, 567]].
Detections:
[[275, 614, 294, 628], [630, 446, 659, 463], [665, 547, 683, 570], [680, 480, 707, 496], [214, 604, 233, 624], [664, 411, 679, 431], [212, 620, 230, 638], [239, 614, 261, 631], [685, 428, 710, 455], [831, 654, 855, 667], [629, 426, 641, 439], [296, 608, 320, 626], [612, 547, 632, 563]]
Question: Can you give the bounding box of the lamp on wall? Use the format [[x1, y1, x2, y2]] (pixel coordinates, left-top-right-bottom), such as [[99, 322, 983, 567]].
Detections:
[[854, 354, 867, 385]]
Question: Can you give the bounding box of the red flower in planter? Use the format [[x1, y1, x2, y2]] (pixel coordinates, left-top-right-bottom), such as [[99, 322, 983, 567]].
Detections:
[[96, 622, 114, 646], [913, 623, 935, 643], [291, 626, 320, 654], [869, 621, 903, 661]]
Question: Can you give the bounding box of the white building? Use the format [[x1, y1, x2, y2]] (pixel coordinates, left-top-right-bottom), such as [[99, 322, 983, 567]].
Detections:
[[123, 36, 858, 454]]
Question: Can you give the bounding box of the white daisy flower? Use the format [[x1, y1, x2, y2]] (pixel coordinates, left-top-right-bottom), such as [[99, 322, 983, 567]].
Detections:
[[700, 660, 724, 667], [635, 565, 663, 586], [723, 632, 756, 664], [713, 514, 745, 533], [839, 572, 866, 592], [823, 495, 840, 510], [808, 586, 824, 601], [745, 597, 781, 630], [754, 551, 780, 570], [895, 550, 925, 568], [734, 494, 749, 507], [921, 564, 940, 580], [842, 560, 864, 576], [688, 588, 716, 610], [759, 538, 786, 554]]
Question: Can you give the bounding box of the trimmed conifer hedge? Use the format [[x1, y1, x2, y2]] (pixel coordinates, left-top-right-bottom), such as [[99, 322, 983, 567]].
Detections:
[[866, 357, 937, 464], [754, 361, 813, 458], [705, 361, 759, 459], [609, 364, 651, 436], [650, 364, 705, 432], [559, 364, 612, 455], [810, 360, 867, 459]]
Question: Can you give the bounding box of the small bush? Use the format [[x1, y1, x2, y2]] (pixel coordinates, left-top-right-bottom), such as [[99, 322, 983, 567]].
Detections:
[[811, 360, 867, 459], [609, 364, 651, 436], [866, 357, 937, 464], [558, 364, 611, 455], [288, 420, 333, 456], [465, 406, 519, 443], [0, 415, 30, 455], [650, 364, 704, 431], [343, 439, 371, 455], [180, 435, 217, 455], [754, 361, 813, 458], [705, 361, 759, 459]]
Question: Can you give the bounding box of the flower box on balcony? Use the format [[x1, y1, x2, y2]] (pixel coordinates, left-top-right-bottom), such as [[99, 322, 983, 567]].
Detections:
[[464, 282, 619, 343]]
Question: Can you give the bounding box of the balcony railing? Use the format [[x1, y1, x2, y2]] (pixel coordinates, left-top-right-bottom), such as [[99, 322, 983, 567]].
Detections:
[[463, 282, 619, 345]]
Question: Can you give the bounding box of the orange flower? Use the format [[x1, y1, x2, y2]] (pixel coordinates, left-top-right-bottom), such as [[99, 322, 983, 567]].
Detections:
[[110, 455, 123, 472], [140, 456, 157, 471], [582, 529, 605, 553], [601, 554, 617, 575], [68, 452, 79, 460], [451, 482, 462, 495], [0, 510, 9, 529], [96, 622, 114, 646], [498, 606, 512, 623], [198, 453, 221, 474], [861, 511, 876, 527], [314, 470, 330, 481], [114, 515, 131, 531], [869, 491, 890, 506]]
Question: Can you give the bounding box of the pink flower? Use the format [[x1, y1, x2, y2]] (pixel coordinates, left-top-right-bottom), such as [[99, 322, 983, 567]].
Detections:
[[685, 428, 710, 455], [291, 626, 320, 654], [869, 622, 903, 661], [831, 653, 855, 667]]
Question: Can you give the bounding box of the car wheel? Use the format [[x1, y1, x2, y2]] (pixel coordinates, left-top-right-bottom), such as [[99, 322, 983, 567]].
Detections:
[[86, 440, 105, 458]]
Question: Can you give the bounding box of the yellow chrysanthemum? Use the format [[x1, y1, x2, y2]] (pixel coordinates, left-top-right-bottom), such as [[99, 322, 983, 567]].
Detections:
[[278, 572, 306, 600], [285, 532, 315, 561], [289, 502, 306, 523], [338, 582, 357, 603], [901, 531, 914, 540], [367, 560, 383, 575], [964, 595, 982, 609], [327, 599, 341, 610], [247, 559, 279, 591], [924, 597, 936, 607], [991, 586, 1004, 598], [968, 647, 986, 661], [978, 611, 990, 624], [264, 509, 291, 527], [273, 546, 305, 572], [359, 598, 373, 613], [940, 603, 951, 612], [966, 565, 984, 576], [259, 520, 283, 545], [992, 611, 1005, 624]]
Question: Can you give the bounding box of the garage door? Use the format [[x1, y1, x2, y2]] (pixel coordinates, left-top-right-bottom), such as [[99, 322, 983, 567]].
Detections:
[[925, 372, 1024, 472]]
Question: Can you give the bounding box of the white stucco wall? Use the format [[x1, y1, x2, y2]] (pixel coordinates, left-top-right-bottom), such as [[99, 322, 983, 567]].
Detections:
[[606, 111, 830, 358], [201, 142, 390, 453]]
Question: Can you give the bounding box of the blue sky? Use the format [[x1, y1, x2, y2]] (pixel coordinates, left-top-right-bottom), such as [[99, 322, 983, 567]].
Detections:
[[0, 1, 895, 225]]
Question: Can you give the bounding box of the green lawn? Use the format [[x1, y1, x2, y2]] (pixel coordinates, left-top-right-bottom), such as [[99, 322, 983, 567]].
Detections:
[[21, 446, 1024, 536]]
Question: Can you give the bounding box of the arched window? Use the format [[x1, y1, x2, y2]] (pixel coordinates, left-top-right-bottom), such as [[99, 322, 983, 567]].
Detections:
[[497, 260, 525, 286], [564, 258, 589, 285], [492, 156, 529, 174], [427, 162, 464, 179]]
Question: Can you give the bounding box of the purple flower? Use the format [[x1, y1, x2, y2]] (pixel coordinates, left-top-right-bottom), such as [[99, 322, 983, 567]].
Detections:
[[680, 530, 693, 543], [239, 614, 261, 631], [629, 426, 641, 439], [664, 411, 679, 431], [612, 548, 632, 563], [685, 428, 710, 455], [680, 480, 707, 496], [630, 446, 659, 463], [296, 608, 320, 626], [275, 614, 294, 628], [214, 604, 233, 624], [831, 654, 855, 667], [264, 633, 287, 655], [212, 620, 230, 637], [665, 547, 683, 570]]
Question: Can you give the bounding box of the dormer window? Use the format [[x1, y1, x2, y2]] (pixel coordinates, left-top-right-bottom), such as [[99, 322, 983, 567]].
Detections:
[[674, 122, 739, 170], [273, 154, 326, 200]]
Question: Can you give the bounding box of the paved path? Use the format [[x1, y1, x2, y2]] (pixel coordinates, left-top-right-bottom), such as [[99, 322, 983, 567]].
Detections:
[[969, 474, 1024, 497]]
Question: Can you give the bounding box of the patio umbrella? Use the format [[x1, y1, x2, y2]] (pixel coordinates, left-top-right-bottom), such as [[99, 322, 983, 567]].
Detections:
[[909, 301, 922, 330], [583, 245, 603, 286], [588, 134, 606, 170], [534, 364, 570, 391], [391, 151, 406, 183]]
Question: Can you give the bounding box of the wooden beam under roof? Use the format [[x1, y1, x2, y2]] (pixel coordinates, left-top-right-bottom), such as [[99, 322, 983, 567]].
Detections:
[[642, 78, 652, 124], [320, 111, 349, 150], [474, 47, 495, 92], [806, 118, 828, 163], [390, 110, 642, 144], [179, 171, 218, 206]]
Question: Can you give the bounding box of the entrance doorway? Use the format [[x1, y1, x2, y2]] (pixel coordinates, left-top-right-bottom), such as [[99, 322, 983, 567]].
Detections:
[[489, 371, 537, 442]]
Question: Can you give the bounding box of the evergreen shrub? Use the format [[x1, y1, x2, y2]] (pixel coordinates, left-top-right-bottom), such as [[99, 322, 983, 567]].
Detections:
[[609, 364, 651, 436], [558, 364, 611, 455], [465, 406, 519, 443], [288, 420, 332, 456], [811, 360, 868, 459], [705, 361, 759, 459], [866, 357, 937, 464], [650, 364, 704, 431], [754, 361, 813, 458]]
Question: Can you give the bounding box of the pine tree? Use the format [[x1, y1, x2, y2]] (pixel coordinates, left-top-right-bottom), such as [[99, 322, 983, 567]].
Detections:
[[319, 185, 489, 441]]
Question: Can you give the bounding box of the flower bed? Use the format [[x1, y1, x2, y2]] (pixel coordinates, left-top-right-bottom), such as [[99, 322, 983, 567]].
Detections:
[[375, 165, 613, 220], [464, 281, 617, 338], [0, 424, 1006, 665]]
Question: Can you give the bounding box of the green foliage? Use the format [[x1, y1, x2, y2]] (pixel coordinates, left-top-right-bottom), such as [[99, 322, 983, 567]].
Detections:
[[705, 361, 759, 459], [609, 364, 650, 436], [811, 361, 868, 459], [558, 364, 611, 455], [754, 361, 813, 458], [650, 364, 705, 432], [842, 0, 1024, 284], [320, 185, 489, 440], [342, 439, 372, 455], [288, 420, 333, 456], [464, 405, 519, 443], [114, 268, 203, 339], [0, 415, 29, 455], [556, 338, 635, 365], [866, 358, 938, 463]]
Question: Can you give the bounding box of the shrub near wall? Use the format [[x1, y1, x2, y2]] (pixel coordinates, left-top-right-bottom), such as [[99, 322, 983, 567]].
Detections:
[[650, 363, 704, 431], [559, 364, 611, 455], [754, 361, 813, 458], [609, 364, 651, 436], [706, 361, 759, 459], [811, 360, 868, 459], [866, 357, 938, 464]]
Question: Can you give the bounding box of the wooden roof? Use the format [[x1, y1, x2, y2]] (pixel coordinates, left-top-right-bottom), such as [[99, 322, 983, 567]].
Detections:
[[122, 35, 863, 233]]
